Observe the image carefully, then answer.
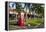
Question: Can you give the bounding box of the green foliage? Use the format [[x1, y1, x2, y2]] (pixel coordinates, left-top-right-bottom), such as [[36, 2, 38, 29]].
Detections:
[[31, 4, 44, 14], [25, 18, 42, 26], [16, 3, 22, 12]]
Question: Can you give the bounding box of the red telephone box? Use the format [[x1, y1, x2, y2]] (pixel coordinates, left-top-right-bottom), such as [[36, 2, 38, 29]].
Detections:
[[18, 12, 24, 26]]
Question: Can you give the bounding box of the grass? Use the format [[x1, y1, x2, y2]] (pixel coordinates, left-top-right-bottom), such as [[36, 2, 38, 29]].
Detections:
[[9, 18, 44, 30], [9, 18, 43, 26], [25, 18, 43, 26]]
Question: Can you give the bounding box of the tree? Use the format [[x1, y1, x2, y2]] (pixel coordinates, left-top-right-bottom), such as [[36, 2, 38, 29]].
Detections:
[[16, 3, 22, 12], [31, 4, 44, 17]]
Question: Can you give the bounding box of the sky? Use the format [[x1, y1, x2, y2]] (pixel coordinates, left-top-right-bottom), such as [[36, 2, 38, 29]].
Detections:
[[8, 2, 32, 8], [9, 2, 25, 9], [9, 2, 16, 9], [21, 3, 25, 8], [8, 2, 33, 10]]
